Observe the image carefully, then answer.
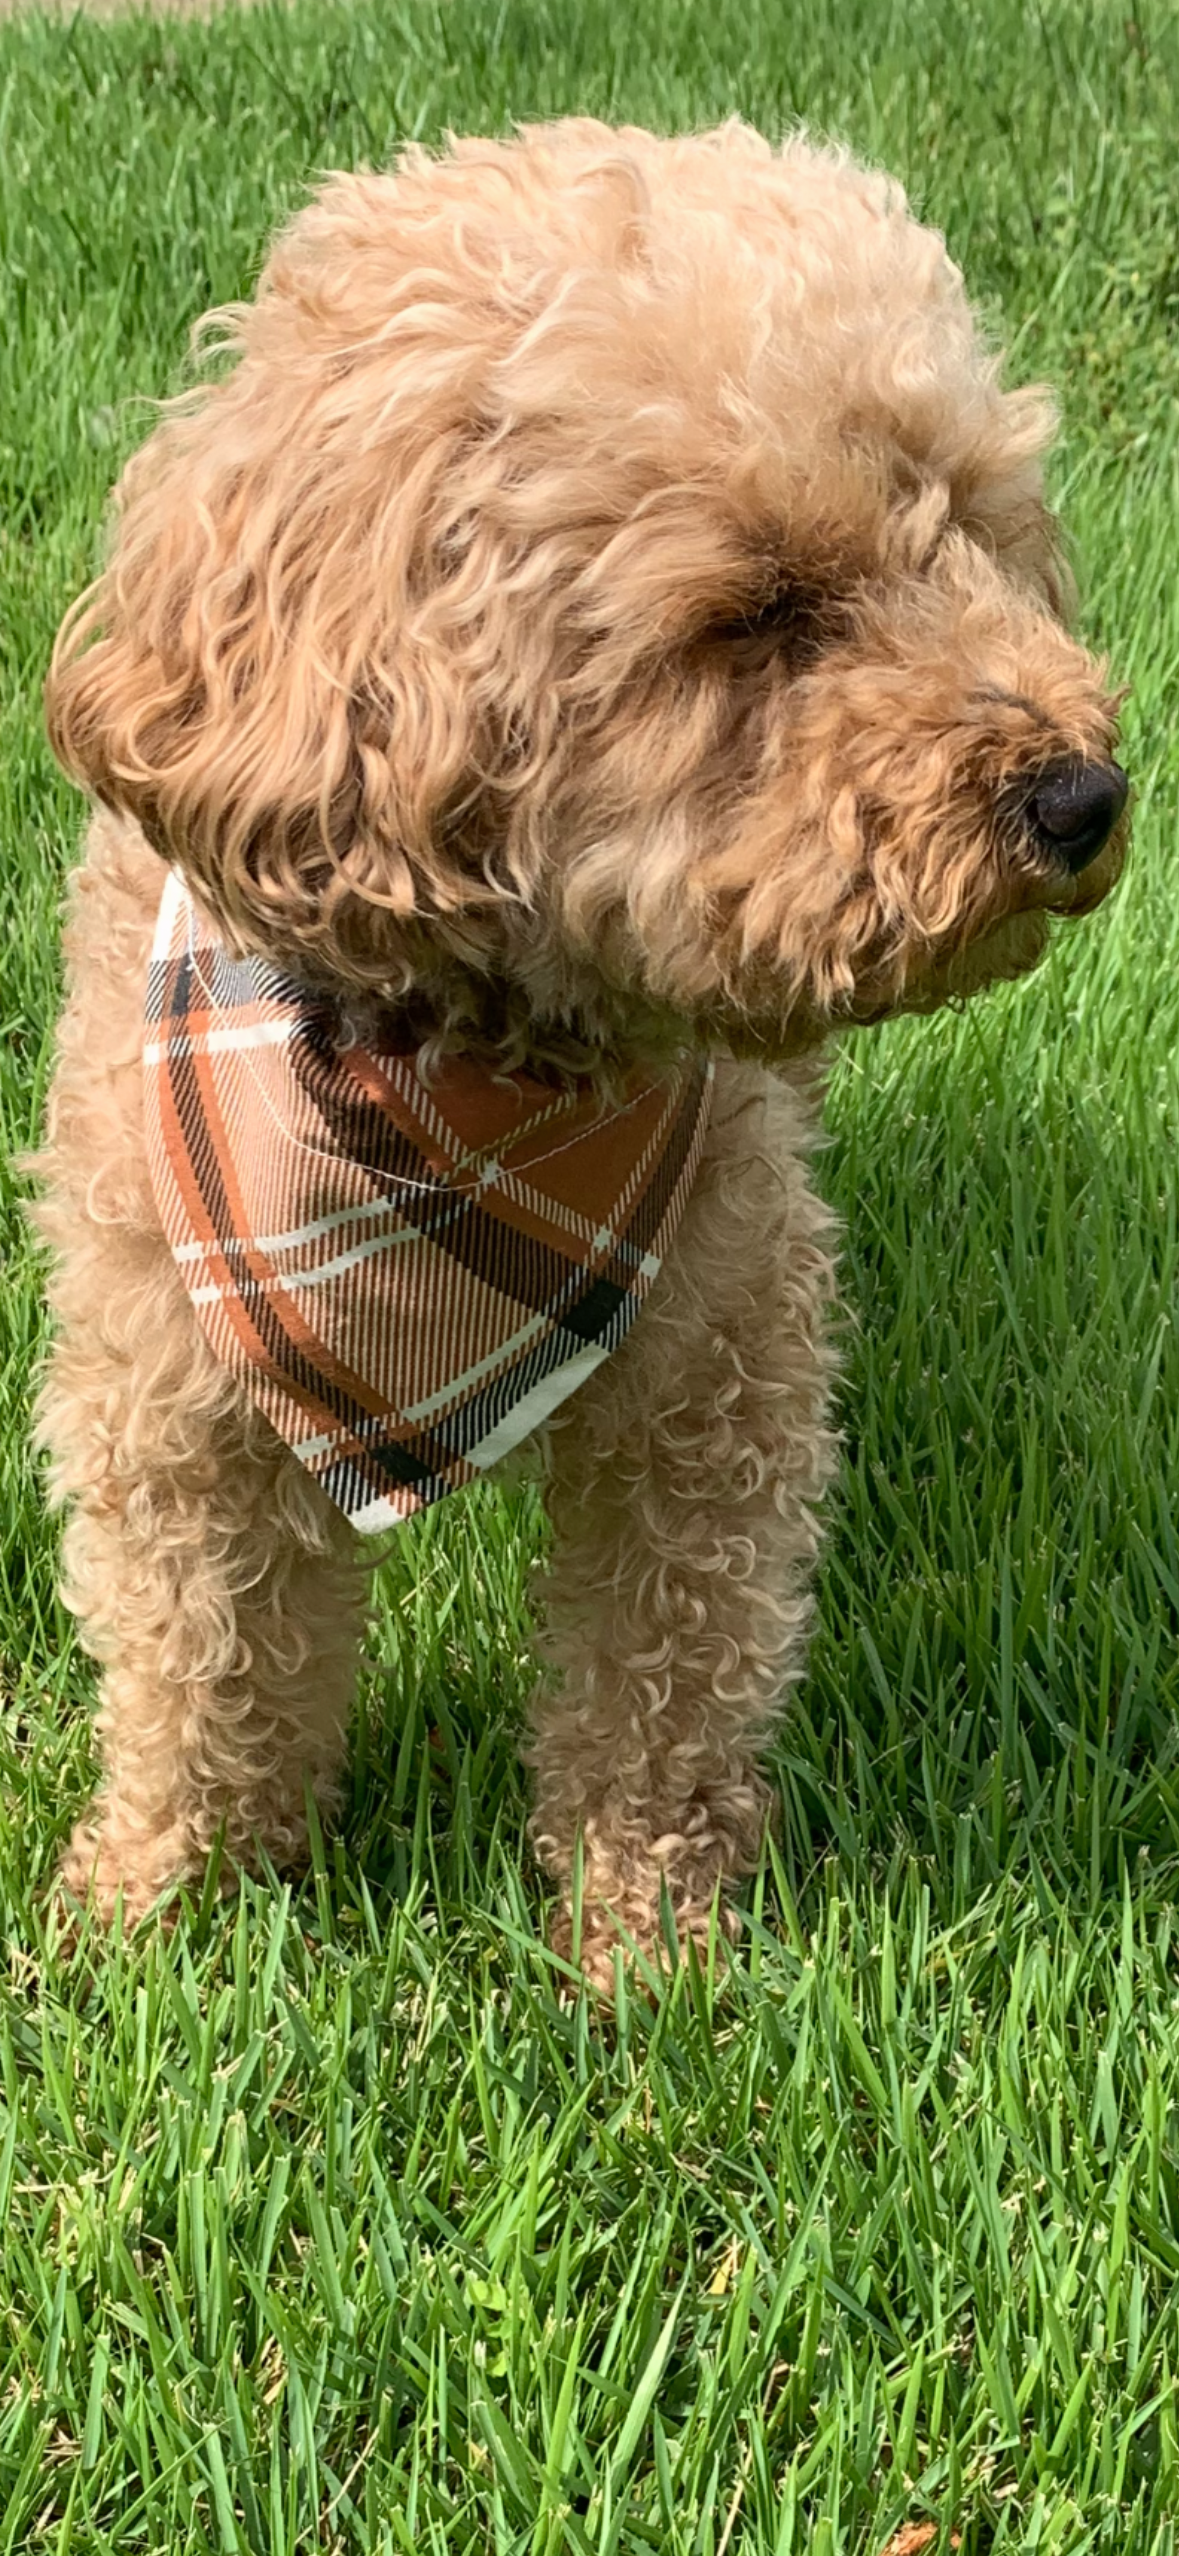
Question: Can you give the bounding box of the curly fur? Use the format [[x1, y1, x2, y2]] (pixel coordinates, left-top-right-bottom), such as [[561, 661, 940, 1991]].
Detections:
[[36, 120, 1125, 1983]]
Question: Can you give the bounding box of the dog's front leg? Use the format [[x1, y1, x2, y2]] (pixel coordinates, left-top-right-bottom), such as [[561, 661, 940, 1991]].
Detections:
[[47, 1382, 368, 1928], [529, 1060, 838, 1989], [34, 822, 369, 1925]]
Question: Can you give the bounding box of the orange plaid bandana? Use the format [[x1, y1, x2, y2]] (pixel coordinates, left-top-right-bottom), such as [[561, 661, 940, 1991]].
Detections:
[[143, 874, 713, 1530]]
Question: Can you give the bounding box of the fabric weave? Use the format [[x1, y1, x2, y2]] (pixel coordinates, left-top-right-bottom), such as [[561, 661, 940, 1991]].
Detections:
[[143, 872, 713, 1530]]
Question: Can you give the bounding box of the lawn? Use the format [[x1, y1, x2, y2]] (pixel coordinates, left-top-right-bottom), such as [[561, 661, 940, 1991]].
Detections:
[[2, 0, 1179, 2548]]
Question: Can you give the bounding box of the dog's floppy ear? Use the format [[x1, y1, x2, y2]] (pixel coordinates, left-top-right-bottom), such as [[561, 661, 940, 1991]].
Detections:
[[46, 179, 510, 989]]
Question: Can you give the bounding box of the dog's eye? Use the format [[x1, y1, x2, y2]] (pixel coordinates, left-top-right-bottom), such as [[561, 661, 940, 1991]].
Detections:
[[705, 585, 824, 652]]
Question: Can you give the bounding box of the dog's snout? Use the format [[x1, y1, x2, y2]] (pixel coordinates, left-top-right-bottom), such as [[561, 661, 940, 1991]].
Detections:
[[1024, 757, 1128, 875]]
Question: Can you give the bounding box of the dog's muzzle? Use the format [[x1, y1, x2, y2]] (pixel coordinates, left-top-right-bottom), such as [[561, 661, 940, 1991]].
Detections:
[[1023, 756, 1129, 876]]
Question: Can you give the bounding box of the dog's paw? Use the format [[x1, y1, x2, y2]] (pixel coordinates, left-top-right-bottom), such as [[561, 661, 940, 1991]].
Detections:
[[53, 1817, 193, 1933], [548, 1888, 738, 2000]]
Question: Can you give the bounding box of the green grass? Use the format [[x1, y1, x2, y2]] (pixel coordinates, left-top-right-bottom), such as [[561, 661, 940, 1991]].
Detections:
[[2, 0, 1179, 2547]]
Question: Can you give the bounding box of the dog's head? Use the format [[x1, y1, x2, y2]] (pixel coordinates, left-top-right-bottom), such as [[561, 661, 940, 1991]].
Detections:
[[48, 120, 1126, 1070]]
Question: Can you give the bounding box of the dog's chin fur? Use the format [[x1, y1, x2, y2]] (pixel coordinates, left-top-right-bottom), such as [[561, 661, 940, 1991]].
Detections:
[[35, 121, 1125, 1983]]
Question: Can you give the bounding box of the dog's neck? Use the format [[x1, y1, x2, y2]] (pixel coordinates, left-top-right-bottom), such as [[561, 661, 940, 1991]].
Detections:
[[341, 962, 701, 1097]]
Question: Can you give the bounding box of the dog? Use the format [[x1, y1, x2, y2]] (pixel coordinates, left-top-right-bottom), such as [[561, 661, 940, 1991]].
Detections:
[[35, 119, 1127, 1986]]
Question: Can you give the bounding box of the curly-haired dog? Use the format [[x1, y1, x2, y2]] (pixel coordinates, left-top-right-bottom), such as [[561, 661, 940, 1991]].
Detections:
[[37, 120, 1126, 1985]]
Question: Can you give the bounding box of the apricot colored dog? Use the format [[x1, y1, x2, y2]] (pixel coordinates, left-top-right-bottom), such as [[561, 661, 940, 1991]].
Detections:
[[36, 122, 1125, 1983]]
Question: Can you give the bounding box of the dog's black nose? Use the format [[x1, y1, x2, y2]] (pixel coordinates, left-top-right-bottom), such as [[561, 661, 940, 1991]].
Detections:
[[1025, 758, 1128, 874]]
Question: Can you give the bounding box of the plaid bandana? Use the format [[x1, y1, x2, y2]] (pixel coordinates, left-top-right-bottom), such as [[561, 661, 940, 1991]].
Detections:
[[143, 873, 713, 1531]]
